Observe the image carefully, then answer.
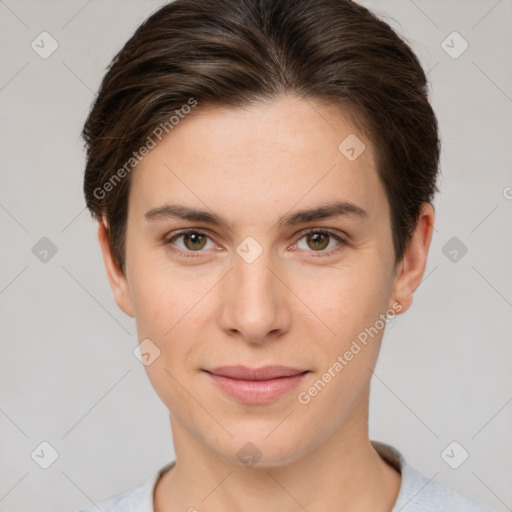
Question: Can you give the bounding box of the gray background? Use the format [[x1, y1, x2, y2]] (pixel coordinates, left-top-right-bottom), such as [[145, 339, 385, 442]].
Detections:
[[1, 0, 511, 510]]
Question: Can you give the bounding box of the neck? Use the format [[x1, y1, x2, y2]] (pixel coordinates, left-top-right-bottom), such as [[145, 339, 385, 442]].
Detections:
[[154, 393, 401, 512]]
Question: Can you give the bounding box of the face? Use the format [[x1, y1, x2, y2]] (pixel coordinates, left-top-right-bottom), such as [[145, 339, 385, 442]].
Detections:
[[99, 95, 432, 467]]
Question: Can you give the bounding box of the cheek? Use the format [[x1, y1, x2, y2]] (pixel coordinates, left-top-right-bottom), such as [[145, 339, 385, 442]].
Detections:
[[303, 260, 391, 338], [298, 259, 392, 394], [127, 244, 193, 336], [296, 284, 387, 427], [133, 279, 199, 416]]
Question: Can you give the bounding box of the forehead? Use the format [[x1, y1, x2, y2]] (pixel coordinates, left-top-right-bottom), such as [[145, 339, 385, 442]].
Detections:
[[128, 95, 387, 226]]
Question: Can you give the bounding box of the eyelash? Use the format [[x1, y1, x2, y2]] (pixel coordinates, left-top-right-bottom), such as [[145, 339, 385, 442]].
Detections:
[[163, 228, 349, 258]]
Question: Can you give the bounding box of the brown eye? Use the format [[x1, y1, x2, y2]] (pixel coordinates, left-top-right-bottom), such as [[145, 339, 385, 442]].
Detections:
[[165, 230, 215, 254], [306, 232, 330, 251], [182, 232, 207, 251], [294, 229, 347, 256]]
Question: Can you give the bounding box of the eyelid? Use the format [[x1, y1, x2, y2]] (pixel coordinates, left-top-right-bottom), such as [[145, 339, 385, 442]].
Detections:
[[164, 227, 349, 257]]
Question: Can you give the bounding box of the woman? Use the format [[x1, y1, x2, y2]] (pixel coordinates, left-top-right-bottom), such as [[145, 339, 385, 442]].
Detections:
[[79, 0, 490, 510]]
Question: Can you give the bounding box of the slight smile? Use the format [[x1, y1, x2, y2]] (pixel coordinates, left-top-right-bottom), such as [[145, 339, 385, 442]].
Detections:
[[203, 365, 311, 404]]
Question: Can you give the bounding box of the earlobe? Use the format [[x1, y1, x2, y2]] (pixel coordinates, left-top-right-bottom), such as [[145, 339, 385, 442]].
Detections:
[[97, 219, 134, 318], [389, 203, 435, 314]]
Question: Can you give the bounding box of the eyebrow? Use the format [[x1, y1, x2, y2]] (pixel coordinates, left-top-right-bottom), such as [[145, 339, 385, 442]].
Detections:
[[144, 200, 367, 229]]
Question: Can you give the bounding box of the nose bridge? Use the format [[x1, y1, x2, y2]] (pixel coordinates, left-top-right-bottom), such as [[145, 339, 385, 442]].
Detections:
[[234, 249, 275, 299], [218, 243, 287, 342], [233, 234, 277, 292]]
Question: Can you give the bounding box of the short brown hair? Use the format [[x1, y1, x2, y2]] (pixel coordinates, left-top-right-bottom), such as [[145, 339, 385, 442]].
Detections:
[[82, 0, 440, 273]]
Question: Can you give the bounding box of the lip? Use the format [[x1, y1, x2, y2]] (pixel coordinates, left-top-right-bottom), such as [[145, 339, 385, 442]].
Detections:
[[204, 365, 309, 404]]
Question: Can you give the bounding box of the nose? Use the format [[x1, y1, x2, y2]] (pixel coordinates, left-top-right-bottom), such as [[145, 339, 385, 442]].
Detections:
[[216, 249, 291, 344]]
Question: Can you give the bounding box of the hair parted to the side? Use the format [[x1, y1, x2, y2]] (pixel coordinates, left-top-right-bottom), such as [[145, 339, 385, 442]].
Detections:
[[82, 0, 440, 274]]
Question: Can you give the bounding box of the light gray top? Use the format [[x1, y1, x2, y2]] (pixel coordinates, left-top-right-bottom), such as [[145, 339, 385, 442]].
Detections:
[[77, 440, 491, 511]]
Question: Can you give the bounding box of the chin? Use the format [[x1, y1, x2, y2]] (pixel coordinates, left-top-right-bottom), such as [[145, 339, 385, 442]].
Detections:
[[210, 429, 308, 469]]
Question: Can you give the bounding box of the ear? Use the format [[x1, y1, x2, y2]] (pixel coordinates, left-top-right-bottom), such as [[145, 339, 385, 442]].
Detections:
[[97, 219, 134, 318], [389, 202, 435, 314]]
